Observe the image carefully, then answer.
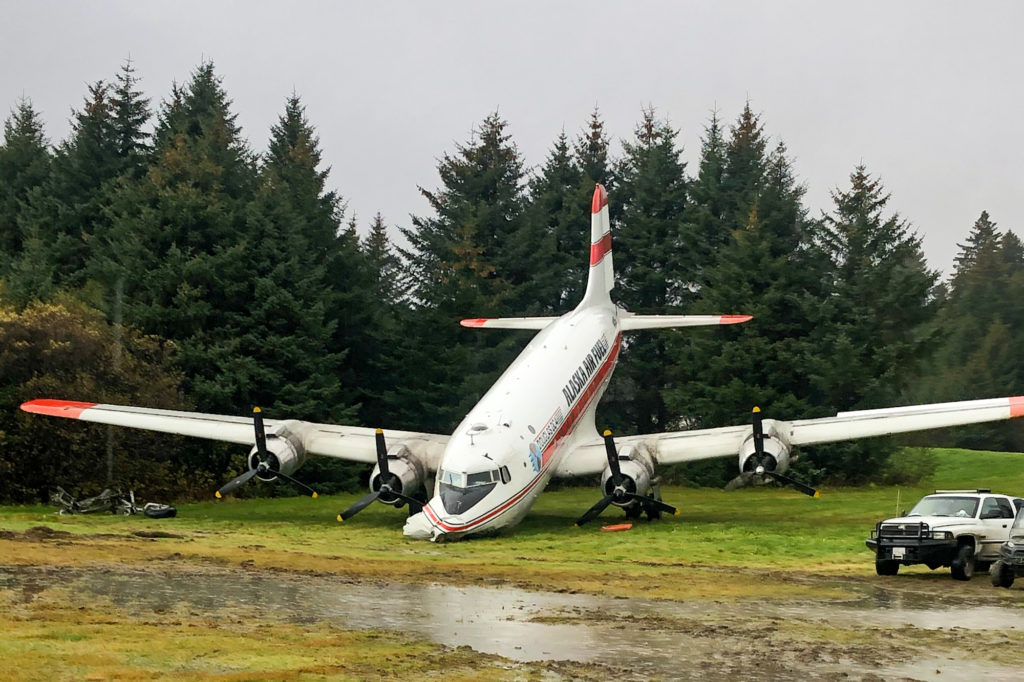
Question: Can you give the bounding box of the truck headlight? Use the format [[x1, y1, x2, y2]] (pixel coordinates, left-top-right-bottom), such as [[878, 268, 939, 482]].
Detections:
[[931, 531, 952, 540], [1008, 541, 1016, 549]]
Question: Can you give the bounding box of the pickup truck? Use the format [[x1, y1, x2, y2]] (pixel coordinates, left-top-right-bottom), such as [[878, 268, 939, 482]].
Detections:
[[866, 490, 1022, 581]]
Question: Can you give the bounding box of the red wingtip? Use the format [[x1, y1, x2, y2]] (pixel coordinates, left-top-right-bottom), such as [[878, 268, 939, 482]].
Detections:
[[1010, 396, 1024, 418], [460, 318, 489, 328], [720, 315, 753, 325], [591, 184, 608, 214], [20, 399, 97, 419]]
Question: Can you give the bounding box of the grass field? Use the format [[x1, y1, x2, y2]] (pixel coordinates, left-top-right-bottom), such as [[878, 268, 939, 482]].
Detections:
[[2, 447, 1023, 680], [2, 447, 1023, 596]]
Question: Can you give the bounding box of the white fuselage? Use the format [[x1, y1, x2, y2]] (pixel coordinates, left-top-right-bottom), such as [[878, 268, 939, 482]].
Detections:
[[403, 303, 621, 540]]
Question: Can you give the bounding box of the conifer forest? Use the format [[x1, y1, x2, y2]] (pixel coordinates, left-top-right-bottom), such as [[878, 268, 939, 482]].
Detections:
[[1, 61, 1021, 503]]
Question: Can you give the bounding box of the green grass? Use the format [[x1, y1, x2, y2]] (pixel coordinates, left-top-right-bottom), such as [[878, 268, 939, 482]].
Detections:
[[2, 447, 1023, 598]]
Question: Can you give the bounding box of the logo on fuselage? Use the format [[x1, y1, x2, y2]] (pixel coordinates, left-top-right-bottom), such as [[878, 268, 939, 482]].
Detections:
[[561, 335, 611, 406]]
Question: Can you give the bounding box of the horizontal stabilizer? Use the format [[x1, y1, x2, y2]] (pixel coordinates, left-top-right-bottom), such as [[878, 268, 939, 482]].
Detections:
[[460, 317, 559, 330], [619, 314, 752, 331]]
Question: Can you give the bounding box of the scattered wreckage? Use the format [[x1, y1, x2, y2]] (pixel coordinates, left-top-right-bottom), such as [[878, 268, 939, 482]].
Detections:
[[50, 487, 176, 519]]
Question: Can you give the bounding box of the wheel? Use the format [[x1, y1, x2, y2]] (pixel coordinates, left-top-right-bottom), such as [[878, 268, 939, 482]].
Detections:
[[951, 544, 975, 581], [875, 558, 900, 576], [990, 560, 1015, 588]]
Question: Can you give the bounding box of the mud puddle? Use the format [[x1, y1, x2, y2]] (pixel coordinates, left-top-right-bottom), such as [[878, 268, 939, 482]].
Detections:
[[3, 564, 1023, 681]]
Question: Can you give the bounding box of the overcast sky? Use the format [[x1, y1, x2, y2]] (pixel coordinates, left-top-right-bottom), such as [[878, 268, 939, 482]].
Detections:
[[2, 1, 1021, 276]]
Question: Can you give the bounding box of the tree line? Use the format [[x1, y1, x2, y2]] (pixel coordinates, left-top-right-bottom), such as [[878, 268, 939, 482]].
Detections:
[[0, 61, 1020, 503]]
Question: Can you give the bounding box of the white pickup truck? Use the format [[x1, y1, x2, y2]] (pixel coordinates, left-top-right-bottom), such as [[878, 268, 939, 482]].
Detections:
[[866, 490, 1023, 581]]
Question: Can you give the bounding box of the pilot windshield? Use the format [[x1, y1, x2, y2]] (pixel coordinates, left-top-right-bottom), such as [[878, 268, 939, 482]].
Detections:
[[438, 467, 503, 515]]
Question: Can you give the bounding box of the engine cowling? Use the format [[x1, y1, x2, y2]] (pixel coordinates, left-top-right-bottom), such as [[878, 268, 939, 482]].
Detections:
[[247, 420, 307, 481], [737, 418, 792, 475], [600, 444, 655, 509], [368, 444, 427, 507]]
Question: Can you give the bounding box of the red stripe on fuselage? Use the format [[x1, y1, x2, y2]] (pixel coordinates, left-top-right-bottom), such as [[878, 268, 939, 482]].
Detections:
[[589, 233, 612, 266], [425, 333, 623, 534]]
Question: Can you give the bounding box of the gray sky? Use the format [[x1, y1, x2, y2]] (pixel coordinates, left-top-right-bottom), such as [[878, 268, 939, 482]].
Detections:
[[2, 0, 1021, 276]]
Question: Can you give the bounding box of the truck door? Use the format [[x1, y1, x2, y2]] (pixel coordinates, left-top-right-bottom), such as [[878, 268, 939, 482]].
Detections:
[[978, 496, 1015, 558]]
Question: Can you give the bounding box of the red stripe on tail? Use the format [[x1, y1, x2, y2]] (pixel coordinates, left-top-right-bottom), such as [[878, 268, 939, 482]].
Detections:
[[590, 233, 612, 266], [591, 184, 608, 214], [20, 399, 97, 419]]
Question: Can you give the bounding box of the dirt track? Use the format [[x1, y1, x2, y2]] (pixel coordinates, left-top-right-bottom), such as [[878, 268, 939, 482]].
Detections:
[[4, 526, 1024, 680]]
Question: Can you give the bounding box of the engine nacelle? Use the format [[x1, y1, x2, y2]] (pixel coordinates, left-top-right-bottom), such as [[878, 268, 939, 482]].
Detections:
[[737, 419, 792, 475], [369, 444, 427, 507], [248, 420, 308, 481], [600, 444, 655, 509]]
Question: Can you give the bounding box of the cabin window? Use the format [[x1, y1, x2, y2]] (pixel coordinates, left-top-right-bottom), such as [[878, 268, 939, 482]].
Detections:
[[499, 466, 511, 484]]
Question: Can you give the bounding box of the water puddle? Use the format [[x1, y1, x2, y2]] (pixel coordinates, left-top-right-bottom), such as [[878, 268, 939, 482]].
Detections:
[[2, 564, 1022, 681]]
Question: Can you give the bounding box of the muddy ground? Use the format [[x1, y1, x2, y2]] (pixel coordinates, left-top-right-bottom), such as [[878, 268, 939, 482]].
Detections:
[[3, 525, 1024, 681]]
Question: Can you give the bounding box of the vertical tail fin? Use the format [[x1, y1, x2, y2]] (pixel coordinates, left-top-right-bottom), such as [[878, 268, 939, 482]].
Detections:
[[581, 184, 613, 307]]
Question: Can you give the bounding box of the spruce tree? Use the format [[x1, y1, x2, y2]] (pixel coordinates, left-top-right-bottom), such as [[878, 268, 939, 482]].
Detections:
[[807, 166, 937, 480], [523, 131, 583, 313], [601, 107, 690, 434], [398, 112, 528, 429], [0, 99, 50, 273]]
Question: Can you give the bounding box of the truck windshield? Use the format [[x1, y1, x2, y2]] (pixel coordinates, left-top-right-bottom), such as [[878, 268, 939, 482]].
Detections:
[[908, 496, 978, 518]]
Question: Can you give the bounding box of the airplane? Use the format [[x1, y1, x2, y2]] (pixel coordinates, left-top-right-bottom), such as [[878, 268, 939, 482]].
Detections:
[[21, 184, 1024, 541]]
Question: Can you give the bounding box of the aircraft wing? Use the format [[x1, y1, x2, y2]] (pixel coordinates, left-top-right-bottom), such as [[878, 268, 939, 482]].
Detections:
[[20, 399, 449, 469], [556, 396, 1024, 476]]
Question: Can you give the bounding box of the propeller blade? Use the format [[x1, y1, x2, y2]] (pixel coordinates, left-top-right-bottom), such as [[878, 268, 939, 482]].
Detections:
[[751, 406, 764, 457], [215, 467, 259, 498], [574, 493, 616, 527], [273, 470, 319, 498], [766, 471, 820, 498], [375, 428, 390, 478], [253, 407, 268, 460], [725, 471, 756, 491], [338, 490, 381, 522], [602, 430, 622, 485], [629, 494, 679, 516], [380, 486, 427, 509]]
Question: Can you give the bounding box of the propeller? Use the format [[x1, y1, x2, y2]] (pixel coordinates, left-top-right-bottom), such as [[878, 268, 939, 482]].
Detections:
[[574, 430, 679, 527], [215, 407, 319, 499], [744, 406, 819, 498], [337, 429, 423, 522]]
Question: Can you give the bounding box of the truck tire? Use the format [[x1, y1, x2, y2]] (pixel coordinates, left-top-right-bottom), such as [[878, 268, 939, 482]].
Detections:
[[990, 560, 1015, 588], [875, 558, 900, 576], [951, 543, 975, 581]]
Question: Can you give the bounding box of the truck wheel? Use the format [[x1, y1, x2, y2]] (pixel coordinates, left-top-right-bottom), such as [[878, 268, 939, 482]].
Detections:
[[875, 558, 900, 576], [951, 544, 975, 581], [990, 560, 1015, 588]]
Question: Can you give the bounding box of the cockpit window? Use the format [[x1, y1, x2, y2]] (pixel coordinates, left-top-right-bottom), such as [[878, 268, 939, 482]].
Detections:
[[440, 468, 503, 489], [467, 471, 494, 487], [439, 470, 466, 488]]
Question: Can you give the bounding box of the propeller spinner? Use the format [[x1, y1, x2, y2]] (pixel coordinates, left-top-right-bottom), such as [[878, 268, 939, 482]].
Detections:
[[337, 429, 424, 522], [574, 430, 679, 527], [215, 407, 318, 499], [745, 406, 819, 498]]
